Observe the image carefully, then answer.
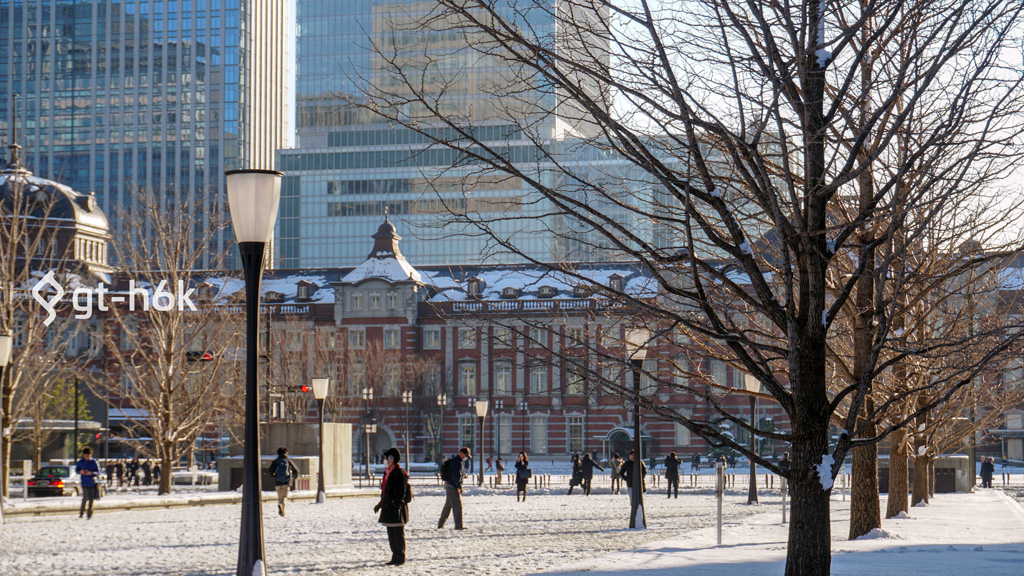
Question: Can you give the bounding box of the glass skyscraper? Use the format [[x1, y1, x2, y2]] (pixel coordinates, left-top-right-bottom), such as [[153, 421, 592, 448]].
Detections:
[[1, 0, 295, 266], [276, 0, 612, 268]]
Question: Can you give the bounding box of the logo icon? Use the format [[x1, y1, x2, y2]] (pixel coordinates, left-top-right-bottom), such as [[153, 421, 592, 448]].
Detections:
[[32, 270, 65, 326]]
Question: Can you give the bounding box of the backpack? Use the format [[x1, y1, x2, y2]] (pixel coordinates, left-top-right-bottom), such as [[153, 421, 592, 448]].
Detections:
[[273, 457, 291, 484], [439, 457, 454, 481]]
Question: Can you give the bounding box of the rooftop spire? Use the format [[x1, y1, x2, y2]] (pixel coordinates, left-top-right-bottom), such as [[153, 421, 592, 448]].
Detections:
[[369, 211, 403, 259], [6, 94, 24, 171]]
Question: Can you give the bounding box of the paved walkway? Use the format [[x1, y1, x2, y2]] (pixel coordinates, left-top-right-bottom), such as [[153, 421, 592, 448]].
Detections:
[[536, 489, 1024, 576], [2, 486, 377, 517]]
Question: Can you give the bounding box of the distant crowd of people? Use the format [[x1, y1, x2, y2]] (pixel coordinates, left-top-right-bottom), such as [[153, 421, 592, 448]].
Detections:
[[101, 456, 162, 488]]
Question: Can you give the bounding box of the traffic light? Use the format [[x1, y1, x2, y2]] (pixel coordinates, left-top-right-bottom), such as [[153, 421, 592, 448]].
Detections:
[[299, 384, 309, 393], [186, 351, 214, 362]]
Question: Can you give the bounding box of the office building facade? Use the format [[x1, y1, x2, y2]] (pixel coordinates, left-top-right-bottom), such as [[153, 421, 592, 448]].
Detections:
[[1, 0, 295, 266]]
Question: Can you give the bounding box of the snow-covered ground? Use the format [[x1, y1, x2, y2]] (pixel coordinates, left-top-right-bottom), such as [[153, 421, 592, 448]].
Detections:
[[538, 488, 1024, 576], [0, 484, 768, 576], [2, 481, 1022, 576]]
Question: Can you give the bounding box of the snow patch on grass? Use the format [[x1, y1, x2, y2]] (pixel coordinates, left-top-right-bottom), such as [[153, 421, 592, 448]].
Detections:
[[856, 528, 893, 540]]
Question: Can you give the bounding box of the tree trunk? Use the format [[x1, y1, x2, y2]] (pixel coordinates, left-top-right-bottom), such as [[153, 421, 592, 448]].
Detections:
[[159, 441, 174, 495], [912, 452, 929, 506], [784, 425, 833, 576], [849, 398, 880, 538], [927, 458, 934, 497], [885, 428, 909, 518]]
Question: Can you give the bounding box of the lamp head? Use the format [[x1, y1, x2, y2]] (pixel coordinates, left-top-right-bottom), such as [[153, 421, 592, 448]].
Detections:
[[475, 399, 489, 418], [311, 377, 330, 400], [742, 372, 762, 394], [624, 327, 651, 361], [225, 169, 283, 244], [0, 332, 12, 367]]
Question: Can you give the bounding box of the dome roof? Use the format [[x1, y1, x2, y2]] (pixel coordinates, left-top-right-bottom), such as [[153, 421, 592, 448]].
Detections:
[[0, 163, 109, 233]]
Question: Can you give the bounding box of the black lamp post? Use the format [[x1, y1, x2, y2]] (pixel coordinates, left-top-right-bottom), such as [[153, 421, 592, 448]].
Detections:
[[743, 373, 761, 505], [520, 399, 528, 451], [312, 377, 330, 504], [362, 387, 374, 479], [402, 390, 413, 460], [493, 400, 504, 462], [0, 331, 12, 526], [625, 327, 649, 530], [226, 168, 282, 576], [475, 399, 489, 486], [436, 393, 447, 463]]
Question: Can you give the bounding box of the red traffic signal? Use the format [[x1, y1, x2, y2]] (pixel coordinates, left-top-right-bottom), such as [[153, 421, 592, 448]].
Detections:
[[94, 433, 102, 440], [186, 351, 214, 362], [300, 384, 310, 393]]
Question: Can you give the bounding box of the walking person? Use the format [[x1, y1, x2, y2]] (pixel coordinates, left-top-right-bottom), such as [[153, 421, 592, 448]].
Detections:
[[374, 448, 412, 566], [980, 457, 995, 488], [76, 448, 100, 519], [437, 447, 470, 529], [619, 449, 647, 499], [115, 460, 124, 488], [567, 453, 582, 495], [514, 452, 531, 502], [269, 447, 299, 516], [580, 453, 604, 496], [664, 451, 681, 498], [128, 457, 141, 487], [691, 453, 701, 472], [141, 460, 152, 486], [153, 463, 161, 485], [495, 456, 505, 485], [610, 453, 624, 494], [486, 456, 493, 472], [105, 460, 115, 487]]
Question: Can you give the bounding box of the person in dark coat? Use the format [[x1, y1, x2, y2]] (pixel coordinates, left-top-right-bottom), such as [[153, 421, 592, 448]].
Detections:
[[105, 461, 115, 487], [980, 457, 995, 488], [664, 451, 681, 498], [619, 449, 647, 498], [691, 453, 701, 472], [115, 460, 124, 487], [128, 457, 141, 486], [75, 448, 100, 519], [514, 452, 531, 502], [374, 447, 412, 566], [141, 460, 152, 486], [579, 453, 604, 496], [437, 447, 470, 529], [495, 456, 505, 485], [610, 453, 624, 494], [567, 453, 582, 495], [778, 452, 791, 473], [153, 463, 161, 484]]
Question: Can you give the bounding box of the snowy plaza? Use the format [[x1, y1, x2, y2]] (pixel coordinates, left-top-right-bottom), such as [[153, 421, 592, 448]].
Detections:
[[1, 482, 1023, 576]]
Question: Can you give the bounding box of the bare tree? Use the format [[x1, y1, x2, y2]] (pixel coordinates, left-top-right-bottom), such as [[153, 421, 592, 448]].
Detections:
[[352, 1, 1024, 572], [97, 188, 241, 495]]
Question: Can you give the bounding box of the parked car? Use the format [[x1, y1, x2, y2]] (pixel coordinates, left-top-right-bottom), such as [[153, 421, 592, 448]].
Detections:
[[27, 465, 105, 497]]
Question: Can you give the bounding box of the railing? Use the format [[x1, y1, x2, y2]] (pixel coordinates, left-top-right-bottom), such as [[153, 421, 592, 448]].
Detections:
[[436, 299, 615, 315]]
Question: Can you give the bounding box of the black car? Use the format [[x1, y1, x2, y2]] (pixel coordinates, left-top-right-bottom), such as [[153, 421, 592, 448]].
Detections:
[[27, 465, 87, 497]]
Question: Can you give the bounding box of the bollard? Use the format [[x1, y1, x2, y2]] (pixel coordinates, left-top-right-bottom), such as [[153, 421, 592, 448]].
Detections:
[[781, 476, 787, 523], [841, 468, 847, 501], [715, 462, 725, 545]]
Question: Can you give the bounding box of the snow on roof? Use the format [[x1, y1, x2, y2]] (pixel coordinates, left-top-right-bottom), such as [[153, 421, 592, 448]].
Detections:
[[341, 255, 422, 285], [425, 265, 653, 302]]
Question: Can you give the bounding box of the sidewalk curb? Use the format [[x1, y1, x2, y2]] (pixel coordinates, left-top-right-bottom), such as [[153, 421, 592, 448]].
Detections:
[[2, 489, 378, 518]]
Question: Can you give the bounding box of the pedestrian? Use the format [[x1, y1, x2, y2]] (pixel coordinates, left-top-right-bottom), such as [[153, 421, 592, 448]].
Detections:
[[374, 447, 412, 566], [610, 453, 624, 494], [619, 450, 647, 498], [437, 446, 470, 529], [567, 453, 582, 495], [778, 452, 791, 473], [718, 455, 728, 471], [664, 451, 681, 498], [691, 453, 700, 472], [1001, 456, 1007, 469], [141, 460, 152, 486], [980, 457, 995, 488], [129, 457, 141, 486], [76, 448, 100, 519], [115, 459, 124, 487], [580, 453, 604, 496], [495, 456, 505, 485], [105, 460, 115, 487], [514, 452, 531, 502], [486, 456, 493, 472], [153, 463, 161, 485], [268, 447, 299, 516]]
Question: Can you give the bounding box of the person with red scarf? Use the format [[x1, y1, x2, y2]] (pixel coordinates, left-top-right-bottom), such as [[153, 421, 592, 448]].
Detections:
[[374, 447, 412, 565]]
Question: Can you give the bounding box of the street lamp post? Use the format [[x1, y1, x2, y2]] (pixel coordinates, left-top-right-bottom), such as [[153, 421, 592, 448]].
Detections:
[[475, 399, 489, 486], [520, 399, 528, 451], [625, 327, 649, 530], [311, 377, 330, 504], [73, 375, 80, 461], [402, 391, 413, 460], [226, 168, 282, 576], [493, 400, 504, 463], [743, 373, 762, 505], [436, 393, 447, 463], [0, 331, 12, 525], [362, 387, 374, 479]]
